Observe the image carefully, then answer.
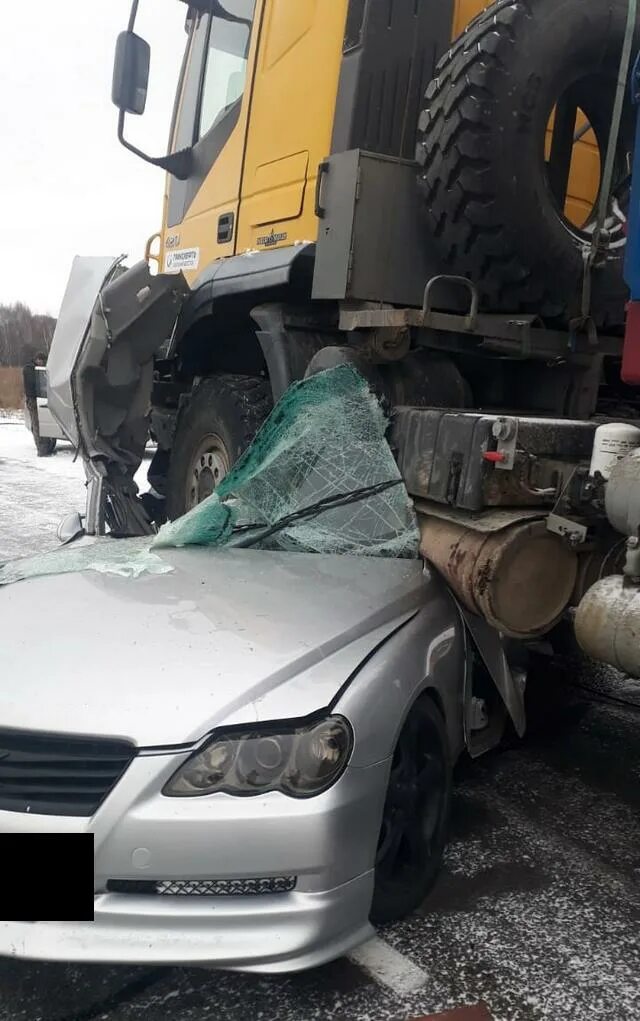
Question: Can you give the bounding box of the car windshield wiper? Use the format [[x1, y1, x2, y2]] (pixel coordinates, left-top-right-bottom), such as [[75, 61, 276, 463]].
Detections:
[[230, 478, 403, 550]]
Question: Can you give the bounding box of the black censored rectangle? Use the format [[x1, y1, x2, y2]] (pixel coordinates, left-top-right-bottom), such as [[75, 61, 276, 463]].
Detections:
[[0, 834, 94, 921]]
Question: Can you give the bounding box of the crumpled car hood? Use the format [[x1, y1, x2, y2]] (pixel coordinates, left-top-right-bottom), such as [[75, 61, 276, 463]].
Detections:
[[0, 549, 425, 747]]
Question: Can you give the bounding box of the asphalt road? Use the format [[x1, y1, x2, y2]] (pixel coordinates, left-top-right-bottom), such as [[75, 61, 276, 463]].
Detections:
[[1, 420, 640, 1021]]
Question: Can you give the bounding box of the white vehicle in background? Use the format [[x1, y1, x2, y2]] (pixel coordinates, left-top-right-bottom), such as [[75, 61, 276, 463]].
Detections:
[[24, 364, 69, 456]]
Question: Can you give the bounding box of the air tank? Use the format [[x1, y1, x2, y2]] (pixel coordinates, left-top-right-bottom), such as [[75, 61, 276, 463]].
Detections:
[[575, 575, 640, 678], [606, 448, 640, 538]]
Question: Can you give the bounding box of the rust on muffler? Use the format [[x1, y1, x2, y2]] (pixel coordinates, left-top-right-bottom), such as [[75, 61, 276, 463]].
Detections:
[[419, 515, 578, 639]]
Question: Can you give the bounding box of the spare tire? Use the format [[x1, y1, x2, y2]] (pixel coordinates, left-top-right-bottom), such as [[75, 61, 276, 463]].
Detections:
[[416, 0, 638, 326]]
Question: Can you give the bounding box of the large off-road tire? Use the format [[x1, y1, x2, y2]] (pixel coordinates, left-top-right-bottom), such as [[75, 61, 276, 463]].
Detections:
[[166, 374, 272, 521], [416, 0, 638, 326], [371, 696, 452, 925]]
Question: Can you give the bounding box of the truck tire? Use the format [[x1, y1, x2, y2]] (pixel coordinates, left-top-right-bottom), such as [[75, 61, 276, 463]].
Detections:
[[416, 0, 637, 326], [166, 374, 272, 521]]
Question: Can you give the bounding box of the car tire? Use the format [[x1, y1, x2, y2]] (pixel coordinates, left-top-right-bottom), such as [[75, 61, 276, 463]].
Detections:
[[371, 695, 452, 925], [166, 374, 272, 521], [36, 437, 57, 457], [416, 0, 637, 326]]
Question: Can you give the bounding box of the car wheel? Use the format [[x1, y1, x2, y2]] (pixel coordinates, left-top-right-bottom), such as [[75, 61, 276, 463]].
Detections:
[[36, 437, 57, 456], [371, 696, 452, 925]]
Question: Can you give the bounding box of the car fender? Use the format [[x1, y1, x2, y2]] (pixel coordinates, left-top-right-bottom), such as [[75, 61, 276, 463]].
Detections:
[[334, 568, 467, 768]]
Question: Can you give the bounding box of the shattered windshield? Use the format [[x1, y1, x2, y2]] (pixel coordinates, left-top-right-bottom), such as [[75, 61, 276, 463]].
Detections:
[[0, 366, 419, 587], [153, 364, 419, 557]]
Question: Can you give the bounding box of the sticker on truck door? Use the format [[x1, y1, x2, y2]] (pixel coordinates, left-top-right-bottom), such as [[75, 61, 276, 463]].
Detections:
[[164, 247, 200, 274]]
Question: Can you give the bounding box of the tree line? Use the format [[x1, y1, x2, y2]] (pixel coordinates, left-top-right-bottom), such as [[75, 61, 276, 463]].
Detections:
[[0, 303, 56, 367]]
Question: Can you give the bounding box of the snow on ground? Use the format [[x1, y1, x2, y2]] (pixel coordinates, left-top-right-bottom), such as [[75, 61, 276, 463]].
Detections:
[[0, 422, 150, 562]]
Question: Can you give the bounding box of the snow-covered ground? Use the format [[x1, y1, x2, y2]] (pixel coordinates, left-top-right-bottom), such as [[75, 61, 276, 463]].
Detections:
[[0, 421, 150, 562], [0, 409, 23, 423]]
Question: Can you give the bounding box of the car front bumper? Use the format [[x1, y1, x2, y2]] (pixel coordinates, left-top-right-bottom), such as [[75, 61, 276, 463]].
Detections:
[[0, 873, 374, 973], [0, 753, 389, 972]]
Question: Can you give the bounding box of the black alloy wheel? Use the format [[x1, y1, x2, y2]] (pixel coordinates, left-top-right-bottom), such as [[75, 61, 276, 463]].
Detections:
[[371, 696, 452, 925]]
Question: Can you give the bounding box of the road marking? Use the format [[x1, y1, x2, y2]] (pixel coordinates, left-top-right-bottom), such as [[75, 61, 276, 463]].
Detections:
[[348, 937, 428, 998], [410, 1005, 494, 1021]]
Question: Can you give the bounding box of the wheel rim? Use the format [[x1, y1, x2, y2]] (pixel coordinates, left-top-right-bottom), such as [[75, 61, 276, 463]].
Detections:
[[543, 81, 628, 246], [376, 710, 446, 888], [186, 434, 230, 510]]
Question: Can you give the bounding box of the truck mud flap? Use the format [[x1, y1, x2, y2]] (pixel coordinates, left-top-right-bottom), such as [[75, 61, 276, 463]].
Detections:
[[460, 606, 526, 744]]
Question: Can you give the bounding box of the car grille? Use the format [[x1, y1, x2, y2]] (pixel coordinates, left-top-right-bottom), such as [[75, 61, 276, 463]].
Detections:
[[0, 729, 135, 817], [107, 877, 297, 897]]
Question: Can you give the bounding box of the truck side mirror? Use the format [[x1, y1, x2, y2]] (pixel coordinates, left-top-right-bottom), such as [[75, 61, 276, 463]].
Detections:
[[113, 5, 194, 181], [112, 31, 150, 115]]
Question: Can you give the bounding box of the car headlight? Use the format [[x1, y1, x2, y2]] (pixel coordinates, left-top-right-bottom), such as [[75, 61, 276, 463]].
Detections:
[[163, 716, 353, 798]]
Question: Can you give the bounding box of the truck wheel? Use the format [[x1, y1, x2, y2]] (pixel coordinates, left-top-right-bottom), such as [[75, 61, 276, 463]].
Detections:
[[371, 697, 451, 925], [166, 374, 272, 521], [416, 0, 637, 325]]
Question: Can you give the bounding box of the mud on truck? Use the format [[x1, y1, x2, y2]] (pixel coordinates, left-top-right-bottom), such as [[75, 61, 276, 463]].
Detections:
[[53, 0, 640, 682]]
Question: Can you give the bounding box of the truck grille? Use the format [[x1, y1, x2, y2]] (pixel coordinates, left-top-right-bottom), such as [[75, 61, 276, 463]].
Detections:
[[0, 729, 135, 817]]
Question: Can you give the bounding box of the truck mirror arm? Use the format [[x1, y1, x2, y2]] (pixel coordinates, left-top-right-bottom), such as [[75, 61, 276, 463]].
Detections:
[[117, 109, 193, 181]]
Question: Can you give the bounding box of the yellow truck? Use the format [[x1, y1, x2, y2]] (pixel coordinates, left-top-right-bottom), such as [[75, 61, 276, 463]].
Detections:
[[46, 0, 640, 679]]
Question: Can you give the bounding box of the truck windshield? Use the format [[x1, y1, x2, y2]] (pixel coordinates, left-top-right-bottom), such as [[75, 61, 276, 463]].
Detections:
[[171, 0, 256, 153], [199, 1, 254, 139]]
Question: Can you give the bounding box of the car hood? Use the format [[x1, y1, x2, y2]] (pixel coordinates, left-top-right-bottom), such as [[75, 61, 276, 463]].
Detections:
[[0, 549, 425, 747]]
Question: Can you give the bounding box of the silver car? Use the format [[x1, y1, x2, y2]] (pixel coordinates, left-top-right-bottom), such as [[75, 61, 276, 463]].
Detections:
[[0, 257, 522, 971], [0, 546, 470, 972]]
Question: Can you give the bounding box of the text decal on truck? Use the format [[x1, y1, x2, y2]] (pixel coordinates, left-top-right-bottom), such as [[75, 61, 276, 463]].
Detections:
[[164, 248, 200, 273], [257, 230, 288, 248]]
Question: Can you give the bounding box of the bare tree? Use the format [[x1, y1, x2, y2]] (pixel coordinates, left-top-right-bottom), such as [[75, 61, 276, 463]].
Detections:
[[0, 304, 56, 366]]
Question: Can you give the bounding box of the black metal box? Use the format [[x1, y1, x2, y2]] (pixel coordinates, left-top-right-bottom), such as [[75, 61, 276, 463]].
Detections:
[[312, 149, 458, 309], [391, 407, 597, 511]]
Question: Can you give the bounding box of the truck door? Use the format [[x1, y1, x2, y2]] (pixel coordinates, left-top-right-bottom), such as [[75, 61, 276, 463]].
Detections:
[[162, 0, 263, 281], [236, 0, 350, 253]]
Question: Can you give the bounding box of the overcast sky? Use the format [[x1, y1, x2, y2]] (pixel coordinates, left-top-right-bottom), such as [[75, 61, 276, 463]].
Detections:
[[0, 1, 187, 315]]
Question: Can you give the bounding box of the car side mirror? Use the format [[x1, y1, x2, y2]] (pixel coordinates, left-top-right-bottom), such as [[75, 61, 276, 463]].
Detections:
[[112, 31, 150, 115], [57, 512, 86, 546]]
